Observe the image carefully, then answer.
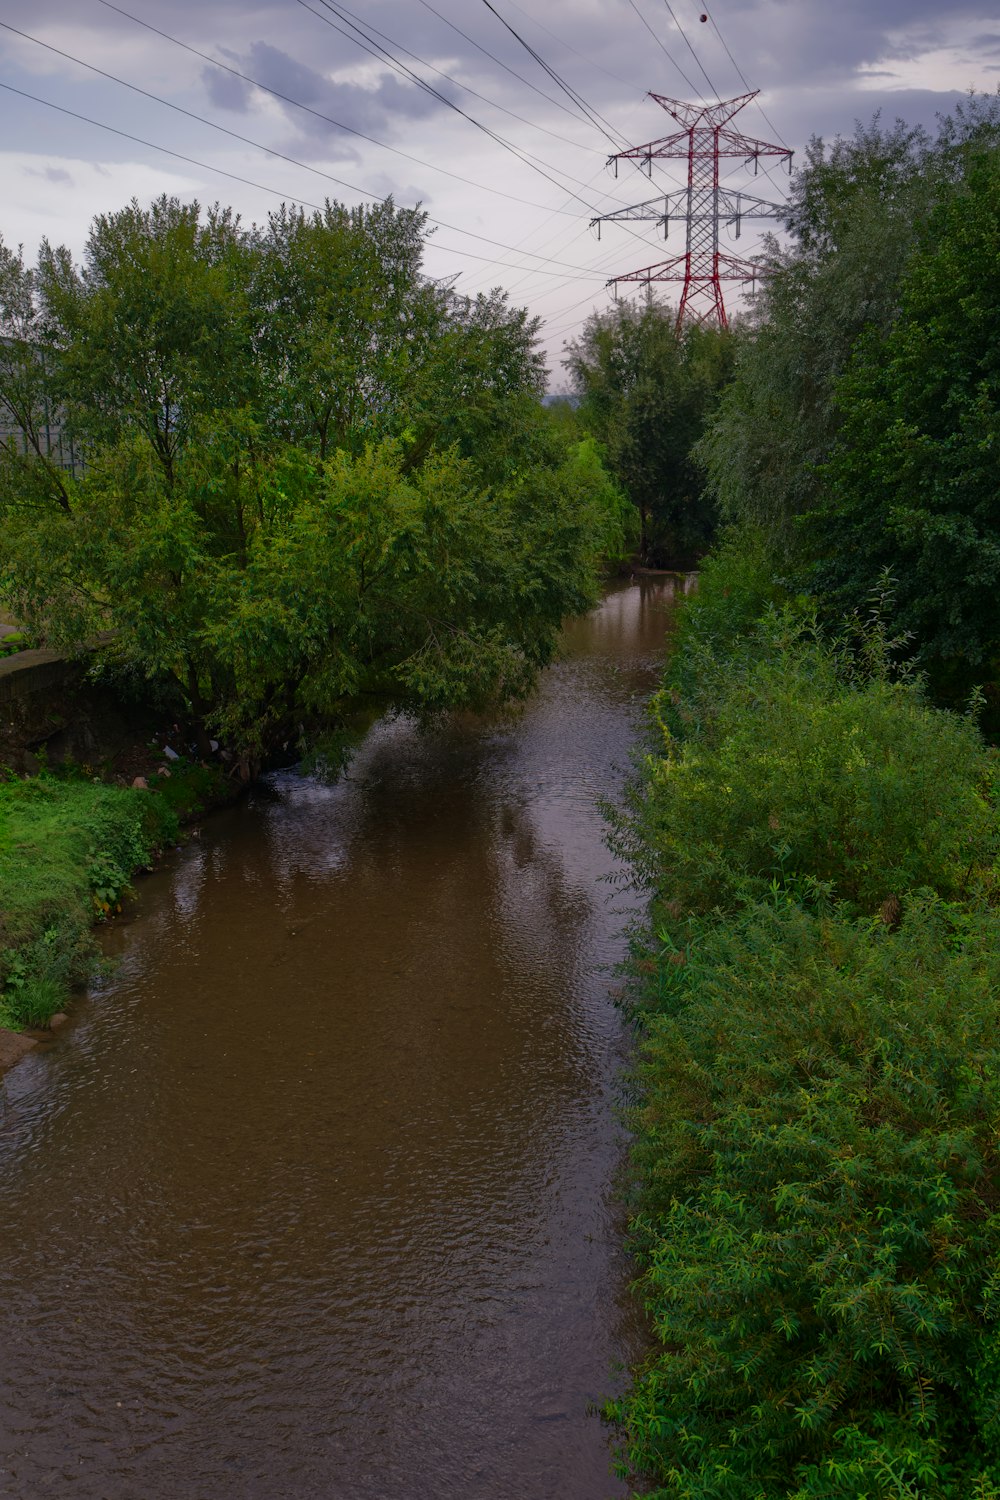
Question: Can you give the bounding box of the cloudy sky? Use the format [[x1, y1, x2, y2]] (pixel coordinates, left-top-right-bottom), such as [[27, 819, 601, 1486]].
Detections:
[[1, 0, 997, 381]]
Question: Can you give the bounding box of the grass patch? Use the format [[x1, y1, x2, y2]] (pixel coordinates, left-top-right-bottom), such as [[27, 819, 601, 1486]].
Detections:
[[0, 631, 28, 658], [0, 775, 178, 1029]]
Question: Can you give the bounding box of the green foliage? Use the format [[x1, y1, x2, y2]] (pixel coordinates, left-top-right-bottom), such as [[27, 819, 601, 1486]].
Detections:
[[0, 630, 26, 657], [697, 118, 937, 552], [612, 894, 1000, 1499], [621, 610, 996, 923], [564, 301, 735, 564], [697, 99, 1000, 567], [0, 775, 178, 1028], [651, 525, 790, 709], [610, 97, 1000, 1497], [144, 758, 228, 821], [611, 580, 1000, 1495], [0, 194, 622, 764], [812, 147, 1000, 694]]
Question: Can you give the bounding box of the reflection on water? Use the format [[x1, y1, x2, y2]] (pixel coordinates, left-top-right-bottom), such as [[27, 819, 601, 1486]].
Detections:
[[0, 579, 682, 1500]]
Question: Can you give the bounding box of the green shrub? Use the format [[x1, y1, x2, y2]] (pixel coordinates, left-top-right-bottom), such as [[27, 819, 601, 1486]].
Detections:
[[0, 775, 178, 1028], [612, 894, 1000, 1499], [622, 611, 997, 924], [147, 758, 229, 820]]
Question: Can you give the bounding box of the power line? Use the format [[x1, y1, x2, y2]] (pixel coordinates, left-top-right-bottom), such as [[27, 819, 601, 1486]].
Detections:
[[451, 159, 613, 292], [477, 0, 626, 150], [649, 4, 791, 194], [298, 0, 655, 224], [0, 80, 329, 211], [624, 0, 703, 99], [702, 5, 790, 148], [501, 0, 643, 94], [659, 0, 719, 98], [92, 0, 581, 218], [411, 0, 615, 138], [297, 0, 601, 157], [0, 22, 613, 275], [299, 0, 673, 259]]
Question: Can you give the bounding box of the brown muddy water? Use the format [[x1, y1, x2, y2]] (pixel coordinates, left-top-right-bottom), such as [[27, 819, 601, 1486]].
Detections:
[[0, 578, 686, 1500]]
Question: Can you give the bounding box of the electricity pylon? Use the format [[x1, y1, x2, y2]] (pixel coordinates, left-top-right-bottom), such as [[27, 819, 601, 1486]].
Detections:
[[592, 91, 792, 331]]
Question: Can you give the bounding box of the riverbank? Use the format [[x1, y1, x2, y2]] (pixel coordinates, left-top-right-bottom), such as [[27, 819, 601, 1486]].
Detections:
[[608, 543, 1000, 1496], [0, 759, 236, 1057]]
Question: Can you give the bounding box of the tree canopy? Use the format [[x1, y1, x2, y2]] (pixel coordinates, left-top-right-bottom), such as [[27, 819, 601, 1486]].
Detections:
[[563, 300, 734, 566], [693, 95, 1000, 704], [0, 194, 629, 765]]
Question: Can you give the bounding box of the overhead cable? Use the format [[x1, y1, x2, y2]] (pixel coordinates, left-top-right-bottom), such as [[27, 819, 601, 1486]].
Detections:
[[299, 0, 669, 248], [297, 0, 601, 156], [478, 0, 626, 150], [92, 0, 580, 217], [412, 0, 620, 139], [0, 74, 602, 278]]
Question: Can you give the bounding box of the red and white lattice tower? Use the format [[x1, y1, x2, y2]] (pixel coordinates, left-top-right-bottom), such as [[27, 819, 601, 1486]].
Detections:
[[593, 91, 792, 331]]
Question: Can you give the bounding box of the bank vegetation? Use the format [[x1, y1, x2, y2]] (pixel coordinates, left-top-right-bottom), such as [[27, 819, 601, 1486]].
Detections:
[[603, 94, 1000, 1497]]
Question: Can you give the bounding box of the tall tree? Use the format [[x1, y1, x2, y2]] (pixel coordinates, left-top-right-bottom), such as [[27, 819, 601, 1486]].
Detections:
[[564, 301, 734, 565], [0, 194, 627, 765], [812, 146, 1000, 697]]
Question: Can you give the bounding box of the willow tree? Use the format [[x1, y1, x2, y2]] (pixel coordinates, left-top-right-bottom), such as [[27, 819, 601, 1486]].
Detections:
[[0, 195, 629, 764]]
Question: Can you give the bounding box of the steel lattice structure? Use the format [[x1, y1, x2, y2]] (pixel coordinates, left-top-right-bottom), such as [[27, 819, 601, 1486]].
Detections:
[[593, 91, 792, 330]]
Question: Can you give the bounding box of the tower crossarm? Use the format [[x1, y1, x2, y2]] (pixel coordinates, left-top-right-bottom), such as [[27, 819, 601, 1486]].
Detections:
[[606, 130, 691, 173], [716, 128, 793, 167], [716, 189, 787, 235], [591, 188, 785, 236], [648, 90, 758, 129], [607, 251, 765, 289], [607, 124, 792, 175]]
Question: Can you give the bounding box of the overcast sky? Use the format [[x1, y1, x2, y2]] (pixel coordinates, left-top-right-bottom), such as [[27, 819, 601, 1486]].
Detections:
[[2, 0, 998, 382]]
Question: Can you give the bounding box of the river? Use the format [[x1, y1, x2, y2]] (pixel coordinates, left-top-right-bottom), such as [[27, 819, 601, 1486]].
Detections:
[[0, 578, 684, 1500]]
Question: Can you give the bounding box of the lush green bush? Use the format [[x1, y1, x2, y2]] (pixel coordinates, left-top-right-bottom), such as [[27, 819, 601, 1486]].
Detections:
[[0, 775, 177, 1027], [612, 566, 1000, 1496], [611, 894, 1000, 1499], [621, 610, 997, 924]]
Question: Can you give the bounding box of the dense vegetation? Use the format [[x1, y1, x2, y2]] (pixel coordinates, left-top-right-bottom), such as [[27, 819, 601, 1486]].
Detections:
[[698, 94, 1000, 708], [0, 773, 180, 1028], [609, 556, 1000, 1498], [0, 195, 630, 768], [605, 95, 1000, 1498], [563, 303, 734, 566]]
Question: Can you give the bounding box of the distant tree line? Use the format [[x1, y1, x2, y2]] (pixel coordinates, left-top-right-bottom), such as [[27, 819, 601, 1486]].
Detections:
[[563, 302, 735, 567]]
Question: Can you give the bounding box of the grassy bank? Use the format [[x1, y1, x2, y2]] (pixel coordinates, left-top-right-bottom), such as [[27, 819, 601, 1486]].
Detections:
[[608, 545, 1000, 1498], [0, 764, 226, 1030]]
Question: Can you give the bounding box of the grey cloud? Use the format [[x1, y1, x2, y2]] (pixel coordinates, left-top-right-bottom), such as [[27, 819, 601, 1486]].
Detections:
[[207, 40, 459, 161], [24, 164, 74, 185], [775, 86, 976, 154], [245, 41, 329, 107], [202, 64, 251, 112]]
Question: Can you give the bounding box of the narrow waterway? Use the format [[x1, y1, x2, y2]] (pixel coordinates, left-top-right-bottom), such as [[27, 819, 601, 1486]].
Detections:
[[0, 578, 684, 1500]]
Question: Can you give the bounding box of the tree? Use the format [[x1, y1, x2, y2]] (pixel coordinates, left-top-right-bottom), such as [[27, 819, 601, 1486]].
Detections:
[[0, 238, 74, 514], [696, 119, 936, 551], [812, 146, 1000, 699], [0, 194, 627, 765], [251, 199, 434, 460], [564, 300, 734, 565], [696, 97, 1000, 566]]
